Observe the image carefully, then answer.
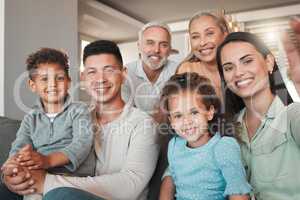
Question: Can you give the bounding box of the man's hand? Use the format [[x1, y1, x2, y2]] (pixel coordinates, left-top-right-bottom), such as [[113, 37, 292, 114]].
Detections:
[[17, 144, 50, 170], [1, 155, 18, 174], [30, 169, 46, 194], [2, 157, 35, 195]]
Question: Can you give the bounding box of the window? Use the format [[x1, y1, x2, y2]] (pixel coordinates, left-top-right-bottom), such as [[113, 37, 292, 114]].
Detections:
[[80, 39, 90, 72]]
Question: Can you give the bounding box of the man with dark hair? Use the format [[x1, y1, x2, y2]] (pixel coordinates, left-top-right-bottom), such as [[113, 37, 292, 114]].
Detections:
[[2, 40, 159, 200], [83, 40, 123, 65]]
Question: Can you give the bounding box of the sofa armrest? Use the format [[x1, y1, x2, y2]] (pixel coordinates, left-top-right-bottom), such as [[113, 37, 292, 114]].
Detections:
[[0, 117, 21, 166]]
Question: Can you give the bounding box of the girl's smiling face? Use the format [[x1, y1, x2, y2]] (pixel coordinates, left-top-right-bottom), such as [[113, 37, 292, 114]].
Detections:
[[168, 90, 214, 147]]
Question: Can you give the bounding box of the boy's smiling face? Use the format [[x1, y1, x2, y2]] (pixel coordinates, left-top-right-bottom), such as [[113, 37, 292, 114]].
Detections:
[[28, 63, 70, 106]]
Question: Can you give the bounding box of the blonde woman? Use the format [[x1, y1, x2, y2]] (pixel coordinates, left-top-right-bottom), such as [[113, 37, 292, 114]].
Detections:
[[176, 11, 230, 101]]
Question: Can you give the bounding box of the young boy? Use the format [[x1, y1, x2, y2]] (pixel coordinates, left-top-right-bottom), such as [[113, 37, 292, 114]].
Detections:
[[4, 48, 95, 200]]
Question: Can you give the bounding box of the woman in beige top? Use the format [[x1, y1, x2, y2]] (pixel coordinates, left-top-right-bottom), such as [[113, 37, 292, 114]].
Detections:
[[176, 11, 230, 101]]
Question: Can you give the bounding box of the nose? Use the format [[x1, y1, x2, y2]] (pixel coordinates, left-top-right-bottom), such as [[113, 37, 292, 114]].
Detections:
[[183, 115, 193, 126], [234, 64, 246, 78], [154, 43, 160, 53], [48, 77, 57, 87], [94, 70, 108, 84], [199, 36, 207, 47]]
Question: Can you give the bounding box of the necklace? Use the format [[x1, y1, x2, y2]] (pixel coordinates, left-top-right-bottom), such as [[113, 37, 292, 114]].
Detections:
[[243, 110, 255, 141]]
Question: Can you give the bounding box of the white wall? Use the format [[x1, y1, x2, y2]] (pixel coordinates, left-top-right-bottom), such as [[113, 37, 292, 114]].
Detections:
[[4, 0, 78, 119], [168, 32, 190, 63], [0, 0, 4, 116], [118, 41, 139, 65]]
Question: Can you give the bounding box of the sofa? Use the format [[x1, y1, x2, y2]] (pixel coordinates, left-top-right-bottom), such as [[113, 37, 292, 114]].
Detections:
[[0, 116, 21, 166], [0, 116, 166, 200]]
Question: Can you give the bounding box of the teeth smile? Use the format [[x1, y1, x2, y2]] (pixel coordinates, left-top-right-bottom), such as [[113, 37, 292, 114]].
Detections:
[[184, 128, 196, 135], [236, 79, 253, 87], [149, 56, 160, 60], [199, 48, 213, 55], [94, 86, 110, 91]]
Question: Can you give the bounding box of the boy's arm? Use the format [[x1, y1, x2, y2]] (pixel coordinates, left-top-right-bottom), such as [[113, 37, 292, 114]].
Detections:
[[159, 176, 175, 200], [17, 145, 69, 170], [45, 152, 69, 168], [9, 114, 33, 157]]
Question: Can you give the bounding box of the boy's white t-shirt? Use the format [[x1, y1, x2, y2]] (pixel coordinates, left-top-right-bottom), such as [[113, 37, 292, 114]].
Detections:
[[46, 113, 58, 122]]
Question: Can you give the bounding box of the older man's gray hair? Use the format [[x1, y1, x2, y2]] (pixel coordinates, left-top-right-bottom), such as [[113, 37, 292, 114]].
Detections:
[[138, 21, 172, 44]]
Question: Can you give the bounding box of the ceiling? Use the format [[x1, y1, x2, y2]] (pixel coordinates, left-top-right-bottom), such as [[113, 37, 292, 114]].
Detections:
[[79, 0, 300, 43]]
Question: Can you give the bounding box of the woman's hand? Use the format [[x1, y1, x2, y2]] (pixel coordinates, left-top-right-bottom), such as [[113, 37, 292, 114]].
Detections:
[[282, 16, 300, 96]]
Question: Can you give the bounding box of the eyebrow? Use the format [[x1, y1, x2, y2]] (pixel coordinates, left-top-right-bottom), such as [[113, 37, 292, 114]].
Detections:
[[170, 111, 181, 115], [190, 107, 199, 112], [160, 41, 169, 44], [103, 64, 123, 70], [190, 27, 216, 35], [145, 39, 155, 42], [222, 54, 253, 66], [205, 27, 216, 31], [239, 54, 253, 61]]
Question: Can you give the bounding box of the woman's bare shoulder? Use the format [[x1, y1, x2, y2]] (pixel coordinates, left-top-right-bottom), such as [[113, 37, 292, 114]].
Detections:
[[176, 61, 203, 74]]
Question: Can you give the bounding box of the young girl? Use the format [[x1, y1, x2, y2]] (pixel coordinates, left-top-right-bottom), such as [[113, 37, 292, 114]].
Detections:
[[159, 72, 251, 200], [176, 11, 230, 101], [216, 32, 300, 200], [160, 11, 231, 197]]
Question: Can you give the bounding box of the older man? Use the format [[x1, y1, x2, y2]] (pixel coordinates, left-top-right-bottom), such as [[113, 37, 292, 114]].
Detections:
[[122, 22, 178, 116]]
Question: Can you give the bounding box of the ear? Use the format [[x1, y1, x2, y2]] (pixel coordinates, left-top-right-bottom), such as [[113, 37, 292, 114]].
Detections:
[[28, 79, 36, 93], [223, 31, 229, 38], [137, 40, 143, 53], [121, 67, 128, 84], [79, 71, 86, 90], [168, 115, 173, 125], [265, 54, 275, 74], [80, 71, 84, 82], [207, 105, 215, 121], [66, 77, 71, 90]]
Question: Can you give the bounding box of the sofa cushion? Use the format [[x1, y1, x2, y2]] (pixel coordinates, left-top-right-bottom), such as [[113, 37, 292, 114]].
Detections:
[[0, 117, 21, 166]]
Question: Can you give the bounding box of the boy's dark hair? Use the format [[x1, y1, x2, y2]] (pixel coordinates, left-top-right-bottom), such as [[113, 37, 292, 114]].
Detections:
[[26, 48, 70, 80], [83, 40, 123, 66], [160, 72, 235, 137]]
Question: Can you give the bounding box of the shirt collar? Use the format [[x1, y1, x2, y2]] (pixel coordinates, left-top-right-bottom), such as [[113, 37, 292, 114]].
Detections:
[[34, 94, 72, 113], [236, 96, 283, 124], [90, 103, 132, 127], [135, 59, 171, 85], [236, 96, 284, 143]]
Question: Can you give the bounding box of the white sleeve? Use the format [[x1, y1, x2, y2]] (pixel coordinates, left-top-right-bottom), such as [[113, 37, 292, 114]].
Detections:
[[43, 118, 160, 200]]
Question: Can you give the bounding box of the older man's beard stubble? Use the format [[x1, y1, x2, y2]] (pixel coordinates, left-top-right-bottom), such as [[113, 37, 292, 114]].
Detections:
[[141, 51, 168, 70]]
